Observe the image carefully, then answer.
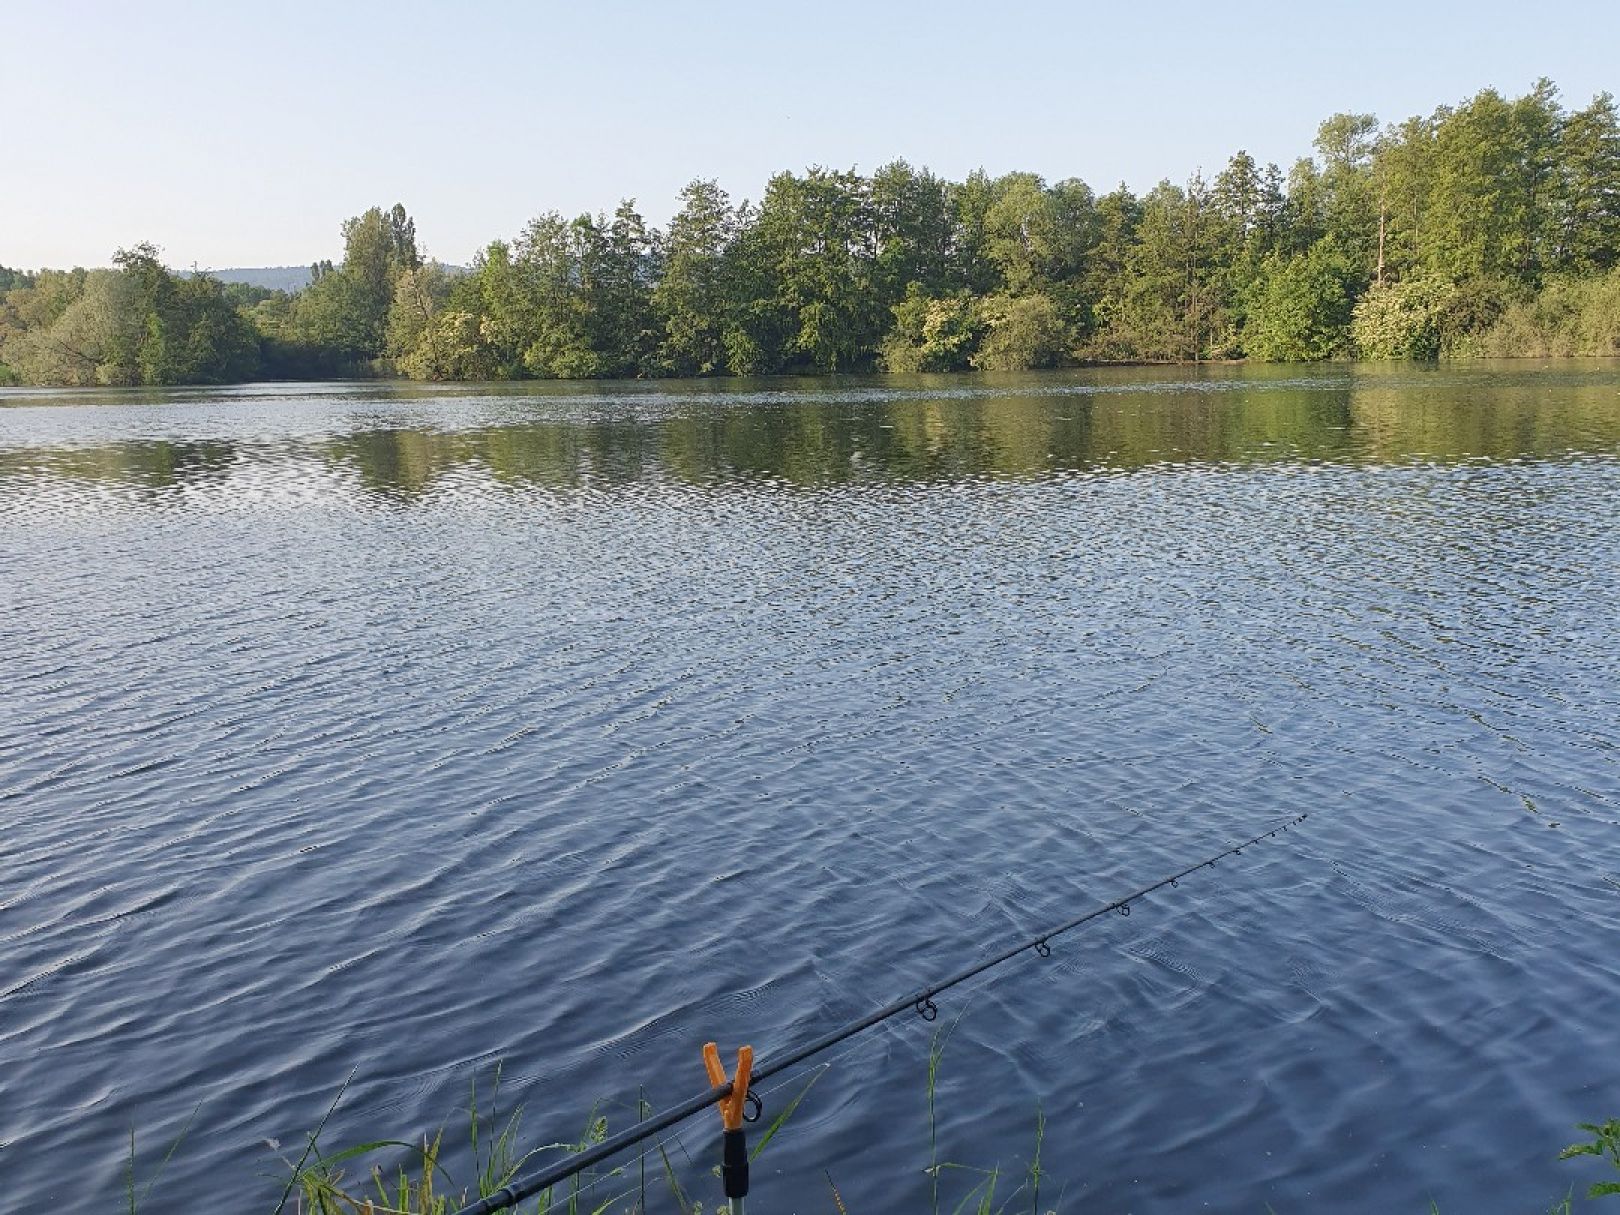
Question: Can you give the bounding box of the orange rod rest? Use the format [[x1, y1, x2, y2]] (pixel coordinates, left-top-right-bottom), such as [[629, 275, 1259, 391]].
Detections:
[[702, 1041, 754, 1131]]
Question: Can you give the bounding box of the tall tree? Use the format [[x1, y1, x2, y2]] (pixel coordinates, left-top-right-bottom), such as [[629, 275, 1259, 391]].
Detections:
[[511, 212, 602, 378], [982, 172, 1080, 294], [868, 160, 955, 304], [1314, 113, 1380, 275], [948, 170, 1001, 295], [1243, 242, 1359, 360], [1423, 85, 1559, 283], [591, 199, 662, 376], [655, 179, 741, 375], [385, 262, 455, 361], [1213, 151, 1286, 334], [1110, 178, 1220, 360], [750, 167, 878, 371], [1556, 92, 1620, 273], [1372, 114, 1436, 280], [290, 203, 424, 365], [1080, 184, 1141, 350]]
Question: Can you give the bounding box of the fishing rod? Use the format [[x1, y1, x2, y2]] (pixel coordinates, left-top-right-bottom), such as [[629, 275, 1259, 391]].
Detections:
[[457, 812, 1309, 1215]]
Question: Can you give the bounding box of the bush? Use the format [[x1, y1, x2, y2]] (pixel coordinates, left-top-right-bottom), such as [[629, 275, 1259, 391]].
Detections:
[[879, 286, 981, 372], [1475, 270, 1620, 356], [1351, 275, 1457, 359], [971, 291, 1068, 371], [1243, 243, 1359, 361]]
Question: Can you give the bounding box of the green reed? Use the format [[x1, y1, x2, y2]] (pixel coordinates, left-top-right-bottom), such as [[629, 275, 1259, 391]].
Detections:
[[119, 1050, 1615, 1213]]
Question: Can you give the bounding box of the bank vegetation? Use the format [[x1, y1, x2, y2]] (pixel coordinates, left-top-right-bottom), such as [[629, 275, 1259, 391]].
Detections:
[[3, 79, 1618, 387]]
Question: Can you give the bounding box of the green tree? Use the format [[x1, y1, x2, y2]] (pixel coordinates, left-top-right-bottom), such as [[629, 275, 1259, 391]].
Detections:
[[750, 167, 878, 371], [973, 292, 1066, 370], [2, 245, 262, 385], [1314, 113, 1380, 275], [973, 172, 1094, 352], [1556, 92, 1620, 273], [1212, 151, 1288, 336], [459, 240, 534, 375], [1108, 177, 1220, 359], [868, 160, 955, 303], [655, 179, 741, 374], [1351, 274, 1457, 358], [1373, 115, 1436, 280], [2, 270, 139, 385], [288, 203, 422, 367], [1079, 184, 1140, 353], [1214, 151, 1286, 263], [981, 172, 1091, 295], [714, 200, 791, 375], [591, 199, 662, 376], [511, 212, 603, 378], [1422, 83, 1561, 284], [386, 263, 455, 362], [878, 285, 980, 371], [401, 308, 505, 380], [112, 242, 183, 381], [1243, 242, 1359, 360]]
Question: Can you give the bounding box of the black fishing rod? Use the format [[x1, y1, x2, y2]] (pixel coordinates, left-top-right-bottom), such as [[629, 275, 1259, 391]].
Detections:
[[457, 813, 1309, 1215]]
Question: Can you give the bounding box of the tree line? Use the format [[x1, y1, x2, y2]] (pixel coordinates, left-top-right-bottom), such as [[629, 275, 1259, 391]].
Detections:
[[3, 79, 1618, 387]]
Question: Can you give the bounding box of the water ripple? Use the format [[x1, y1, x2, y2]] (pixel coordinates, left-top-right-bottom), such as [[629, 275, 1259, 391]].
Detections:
[[1, 366, 1618, 1212]]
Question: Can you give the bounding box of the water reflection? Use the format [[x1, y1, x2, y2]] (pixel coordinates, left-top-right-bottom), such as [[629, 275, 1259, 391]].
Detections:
[[2, 363, 1618, 504]]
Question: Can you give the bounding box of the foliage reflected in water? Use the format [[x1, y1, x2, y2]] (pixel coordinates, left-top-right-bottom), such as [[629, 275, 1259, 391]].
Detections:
[[4, 369, 1619, 502]]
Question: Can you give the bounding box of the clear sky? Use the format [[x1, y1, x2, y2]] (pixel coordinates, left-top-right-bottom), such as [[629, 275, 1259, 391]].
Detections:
[[2, 0, 1616, 271]]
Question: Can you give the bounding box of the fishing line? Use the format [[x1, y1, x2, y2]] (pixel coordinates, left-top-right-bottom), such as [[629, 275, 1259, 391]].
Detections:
[[455, 812, 1309, 1215]]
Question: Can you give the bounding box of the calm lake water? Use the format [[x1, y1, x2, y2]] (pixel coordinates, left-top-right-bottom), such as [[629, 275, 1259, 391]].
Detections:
[[3, 363, 1619, 1213]]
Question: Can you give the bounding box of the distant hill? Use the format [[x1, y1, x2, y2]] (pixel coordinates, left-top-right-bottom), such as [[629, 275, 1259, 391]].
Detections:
[[196, 266, 313, 293], [190, 263, 467, 294]]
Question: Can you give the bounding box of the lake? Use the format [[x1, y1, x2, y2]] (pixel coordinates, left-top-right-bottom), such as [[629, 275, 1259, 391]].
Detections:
[[2, 363, 1618, 1213]]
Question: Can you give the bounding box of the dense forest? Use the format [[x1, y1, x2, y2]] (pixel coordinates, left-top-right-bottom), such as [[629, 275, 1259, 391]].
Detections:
[[3, 79, 1619, 387]]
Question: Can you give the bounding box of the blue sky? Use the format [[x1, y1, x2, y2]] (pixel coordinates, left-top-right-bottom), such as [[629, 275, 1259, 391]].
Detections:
[[2, 0, 1616, 270]]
